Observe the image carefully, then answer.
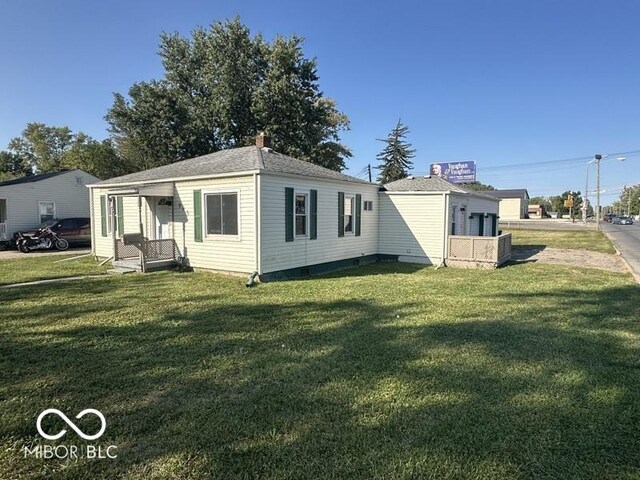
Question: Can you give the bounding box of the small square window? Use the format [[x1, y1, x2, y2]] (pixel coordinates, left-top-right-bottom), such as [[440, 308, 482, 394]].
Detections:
[[364, 200, 374, 211]]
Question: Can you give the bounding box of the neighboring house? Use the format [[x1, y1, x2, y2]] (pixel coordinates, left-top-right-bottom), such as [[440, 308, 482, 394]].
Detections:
[[484, 189, 530, 220], [528, 204, 545, 219], [0, 170, 101, 243], [87, 135, 502, 279]]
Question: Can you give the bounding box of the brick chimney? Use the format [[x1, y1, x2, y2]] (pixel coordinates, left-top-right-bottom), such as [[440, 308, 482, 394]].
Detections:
[[256, 132, 271, 149]]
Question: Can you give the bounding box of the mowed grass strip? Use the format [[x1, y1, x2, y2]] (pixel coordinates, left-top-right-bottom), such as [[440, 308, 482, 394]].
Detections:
[[0, 254, 109, 286], [0, 262, 638, 479], [505, 228, 616, 253]]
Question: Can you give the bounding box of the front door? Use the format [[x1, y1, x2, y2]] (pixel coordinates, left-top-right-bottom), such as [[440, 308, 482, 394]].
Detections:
[[155, 199, 171, 240]]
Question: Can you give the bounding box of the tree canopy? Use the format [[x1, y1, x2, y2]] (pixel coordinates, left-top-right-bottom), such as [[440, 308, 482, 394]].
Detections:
[[376, 119, 415, 184], [461, 181, 495, 191], [107, 17, 351, 171], [0, 123, 124, 180]]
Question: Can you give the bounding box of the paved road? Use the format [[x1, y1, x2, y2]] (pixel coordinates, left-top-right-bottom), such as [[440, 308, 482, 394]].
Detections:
[[499, 219, 596, 231], [601, 222, 640, 282]]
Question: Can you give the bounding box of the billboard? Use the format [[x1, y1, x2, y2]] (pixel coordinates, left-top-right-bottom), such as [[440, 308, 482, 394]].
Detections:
[[429, 161, 476, 184]]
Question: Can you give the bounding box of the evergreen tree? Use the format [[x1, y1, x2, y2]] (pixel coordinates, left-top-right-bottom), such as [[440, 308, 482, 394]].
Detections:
[[376, 120, 415, 184]]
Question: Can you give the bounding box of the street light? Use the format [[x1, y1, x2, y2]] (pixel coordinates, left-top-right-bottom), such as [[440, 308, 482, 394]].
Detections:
[[594, 155, 625, 230]]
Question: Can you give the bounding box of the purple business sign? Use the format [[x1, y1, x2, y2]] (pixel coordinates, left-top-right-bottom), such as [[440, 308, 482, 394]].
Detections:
[[429, 161, 476, 183]]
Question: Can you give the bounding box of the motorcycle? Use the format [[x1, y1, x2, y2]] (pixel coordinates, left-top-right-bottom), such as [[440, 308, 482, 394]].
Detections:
[[15, 226, 69, 253]]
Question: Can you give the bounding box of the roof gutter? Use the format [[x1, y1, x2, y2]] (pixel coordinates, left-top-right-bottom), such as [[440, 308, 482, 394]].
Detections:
[[87, 170, 262, 189]]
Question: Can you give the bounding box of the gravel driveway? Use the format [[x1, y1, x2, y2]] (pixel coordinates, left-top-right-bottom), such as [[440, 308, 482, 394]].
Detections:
[[512, 246, 628, 273]]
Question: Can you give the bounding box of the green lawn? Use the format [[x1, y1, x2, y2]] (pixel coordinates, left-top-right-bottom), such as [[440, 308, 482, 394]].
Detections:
[[505, 228, 616, 254], [0, 254, 109, 286], [1, 262, 639, 479]]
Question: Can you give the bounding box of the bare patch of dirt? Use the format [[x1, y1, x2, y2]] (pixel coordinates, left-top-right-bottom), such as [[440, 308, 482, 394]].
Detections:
[[512, 246, 628, 273]]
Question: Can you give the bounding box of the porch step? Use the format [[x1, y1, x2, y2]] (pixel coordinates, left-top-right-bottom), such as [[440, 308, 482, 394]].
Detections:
[[113, 259, 142, 270], [107, 267, 137, 275]]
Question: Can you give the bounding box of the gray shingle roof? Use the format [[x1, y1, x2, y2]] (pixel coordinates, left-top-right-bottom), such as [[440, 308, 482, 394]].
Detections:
[[383, 176, 471, 192], [0, 170, 69, 188], [382, 176, 498, 200], [482, 189, 530, 200], [91, 146, 371, 186]]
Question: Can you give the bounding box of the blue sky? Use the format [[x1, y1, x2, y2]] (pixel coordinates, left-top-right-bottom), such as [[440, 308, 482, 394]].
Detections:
[[1, 0, 639, 201]]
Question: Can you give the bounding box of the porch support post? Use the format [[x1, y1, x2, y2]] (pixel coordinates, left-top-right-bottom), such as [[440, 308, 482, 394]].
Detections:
[[138, 195, 143, 237], [138, 195, 145, 272], [110, 195, 117, 261]]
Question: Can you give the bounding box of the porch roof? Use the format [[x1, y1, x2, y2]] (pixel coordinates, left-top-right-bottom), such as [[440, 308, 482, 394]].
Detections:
[[107, 182, 174, 197]]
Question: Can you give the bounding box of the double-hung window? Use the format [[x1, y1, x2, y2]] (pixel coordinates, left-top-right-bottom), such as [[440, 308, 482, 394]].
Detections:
[[205, 192, 238, 236], [295, 193, 307, 236], [38, 201, 55, 223], [344, 195, 354, 234]]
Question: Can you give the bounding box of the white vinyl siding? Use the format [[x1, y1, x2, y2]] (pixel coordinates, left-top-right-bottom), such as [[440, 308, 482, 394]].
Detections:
[[260, 174, 378, 274], [0, 170, 99, 241], [448, 194, 500, 237], [378, 192, 446, 265], [174, 176, 256, 273], [90, 189, 141, 258]]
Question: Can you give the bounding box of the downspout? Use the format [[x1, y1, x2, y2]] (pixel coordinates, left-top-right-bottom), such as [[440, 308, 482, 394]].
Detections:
[[436, 192, 449, 269], [246, 172, 261, 287]]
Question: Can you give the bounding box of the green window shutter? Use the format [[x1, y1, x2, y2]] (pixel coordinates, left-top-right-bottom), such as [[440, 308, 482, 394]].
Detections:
[[100, 195, 107, 237], [478, 214, 484, 236], [285, 187, 294, 242], [355, 194, 362, 237], [309, 189, 318, 240], [492, 214, 498, 236], [116, 197, 124, 235], [193, 190, 203, 242], [338, 192, 344, 237]]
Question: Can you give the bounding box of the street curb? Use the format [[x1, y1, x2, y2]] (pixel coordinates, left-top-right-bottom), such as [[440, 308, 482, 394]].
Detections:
[[601, 229, 640, 285]]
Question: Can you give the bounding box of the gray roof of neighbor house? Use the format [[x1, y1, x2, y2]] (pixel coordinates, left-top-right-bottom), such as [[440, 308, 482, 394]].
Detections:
[[0, 170, 70, 188], [482, 189, 530, 200], [91, 146, 372, 187], [381, 176, 498, 200]]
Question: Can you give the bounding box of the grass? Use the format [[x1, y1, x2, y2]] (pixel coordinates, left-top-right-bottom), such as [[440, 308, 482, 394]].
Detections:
[[1, 261, 639, 479], [505, 228, 616, 254], [0, 254, 109, 286]]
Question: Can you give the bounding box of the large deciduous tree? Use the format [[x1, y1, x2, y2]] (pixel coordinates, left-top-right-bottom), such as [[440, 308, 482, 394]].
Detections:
[[376, 119, 415, 184], [3, 123, 126, 180], [106, 17, 351, 171]]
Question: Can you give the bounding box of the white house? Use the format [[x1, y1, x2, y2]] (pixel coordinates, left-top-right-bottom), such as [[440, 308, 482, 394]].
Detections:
[[0, 169, 100, 245], [483, 189, 530, 220], [87, 135, 502, 279]]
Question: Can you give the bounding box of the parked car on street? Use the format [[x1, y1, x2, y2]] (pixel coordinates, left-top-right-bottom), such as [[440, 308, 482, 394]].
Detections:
[[12, 218, 91, 247], [612, 216, 634, 225], [603, 213, 616, 222]]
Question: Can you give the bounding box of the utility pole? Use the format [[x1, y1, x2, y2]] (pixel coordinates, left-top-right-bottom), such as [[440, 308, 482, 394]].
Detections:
[[367, 164, 372, 183], [595, 154, 602, 231]]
